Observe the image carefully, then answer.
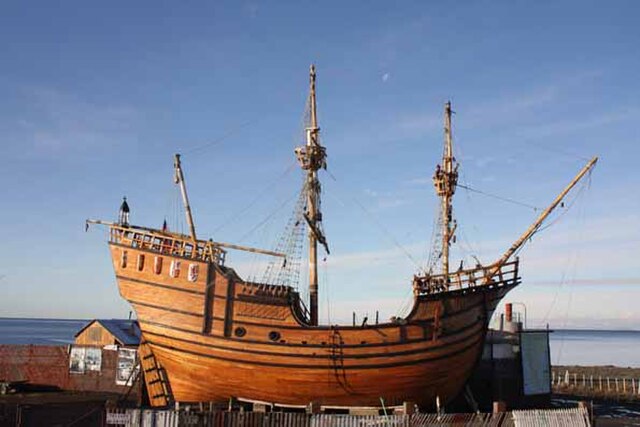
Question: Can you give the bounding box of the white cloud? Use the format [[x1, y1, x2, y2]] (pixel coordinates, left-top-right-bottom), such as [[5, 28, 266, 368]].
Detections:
[[406, 176, 432, 185], [514, 108, 640, 139], [18, 87, 139, 156]]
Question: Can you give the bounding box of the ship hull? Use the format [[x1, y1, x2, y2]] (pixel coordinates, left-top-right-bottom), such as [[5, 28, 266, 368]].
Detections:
[[109, 243, 517, 409]]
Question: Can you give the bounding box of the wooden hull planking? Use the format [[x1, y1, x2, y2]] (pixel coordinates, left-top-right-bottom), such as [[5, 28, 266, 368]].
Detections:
[[109, 242, 517, 408]]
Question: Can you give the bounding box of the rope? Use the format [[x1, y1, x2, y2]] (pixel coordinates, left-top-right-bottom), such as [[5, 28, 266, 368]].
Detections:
[[512, 174, 591, 259], [237, 191, 298, 244], [516, 139, 592, 163], [540, 173, 591, 332], [212, 160, 298, 234], [323, 257, 331, 325], [261, 179, 307, 288], [181, 119, 259, 155], [425, 201, 442, 275], [325, 169, 421, 270], [534, 175, 590, 235], [456, 183, 541, 211]]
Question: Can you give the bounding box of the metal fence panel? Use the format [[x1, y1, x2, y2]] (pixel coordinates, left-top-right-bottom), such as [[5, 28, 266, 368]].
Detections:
[[106, 407, 591, 427]]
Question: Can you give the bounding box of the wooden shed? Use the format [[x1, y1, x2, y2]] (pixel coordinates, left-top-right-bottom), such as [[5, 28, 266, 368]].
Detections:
[[74, 319, 141, 347]]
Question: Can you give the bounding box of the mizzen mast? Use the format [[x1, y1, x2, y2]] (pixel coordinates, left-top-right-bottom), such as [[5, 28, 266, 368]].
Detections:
[[174, 153, 198, 244], [433, 102, 459, 277], [295, 64, 328, 326]]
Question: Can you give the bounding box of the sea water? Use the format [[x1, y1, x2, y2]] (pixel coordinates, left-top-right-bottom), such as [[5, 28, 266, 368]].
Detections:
[[550, 329, 640, 368], [0, 318, 88, 345]]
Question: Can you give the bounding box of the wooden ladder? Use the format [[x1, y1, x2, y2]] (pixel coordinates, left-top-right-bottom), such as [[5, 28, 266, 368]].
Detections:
[[138, 341, 172, 407]]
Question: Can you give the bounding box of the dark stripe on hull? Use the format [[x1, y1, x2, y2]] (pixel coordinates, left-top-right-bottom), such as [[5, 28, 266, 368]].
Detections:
[[130, 299, 202, 317], [117, 275, 205, 295], [141, 318, 483, 361], [146, 329, 484, 370]]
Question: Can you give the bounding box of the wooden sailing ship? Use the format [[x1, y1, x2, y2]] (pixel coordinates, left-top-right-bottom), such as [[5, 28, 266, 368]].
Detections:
[[87, 65, 597, 409]]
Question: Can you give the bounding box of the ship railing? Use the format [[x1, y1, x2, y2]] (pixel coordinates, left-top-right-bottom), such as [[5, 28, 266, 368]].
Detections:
[[296, 295, 311, 323], [109, 225, 227, 264], [413, 259, 519, 296]]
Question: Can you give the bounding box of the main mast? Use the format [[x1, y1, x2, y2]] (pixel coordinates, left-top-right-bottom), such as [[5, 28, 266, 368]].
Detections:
[[295, 64, 327, 326], [433, 102, 458, 278]]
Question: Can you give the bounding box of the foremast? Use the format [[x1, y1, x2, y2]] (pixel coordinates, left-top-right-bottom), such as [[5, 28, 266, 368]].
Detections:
[[433, 102, 459, 278], [415, 103, 598, 295], [295, 64, 328, 326]]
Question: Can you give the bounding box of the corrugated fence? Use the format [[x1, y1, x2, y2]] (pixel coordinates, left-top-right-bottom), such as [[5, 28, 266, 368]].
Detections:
[[107, 407, 591, 427]]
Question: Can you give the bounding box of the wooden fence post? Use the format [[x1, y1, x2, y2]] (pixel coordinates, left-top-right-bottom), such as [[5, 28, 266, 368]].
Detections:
[[590, 375, 593, 389], [573, 373, 577, 386], [615, 378, 619, 392], [607, 377, 610, 391], [599, 376, 602, 391]]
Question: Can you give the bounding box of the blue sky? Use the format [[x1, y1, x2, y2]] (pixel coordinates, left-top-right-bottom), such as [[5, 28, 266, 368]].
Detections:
[[1, 1, 638, 329]]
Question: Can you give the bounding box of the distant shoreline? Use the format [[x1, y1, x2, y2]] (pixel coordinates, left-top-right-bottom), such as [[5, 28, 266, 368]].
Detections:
[[553, 365, 640, 377]]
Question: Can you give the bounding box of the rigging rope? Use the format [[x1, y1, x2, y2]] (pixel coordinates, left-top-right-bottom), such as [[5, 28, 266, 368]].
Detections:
[[456, 183, 541, 211], [425, 202, 443, 275], [539, 171, 591, 329], [212, 160, 298, 234], [182, 119, 259, 155], [511, 173, 591, 260], [517, 139, 592, 163], [323, 257, 331, 325], [237, 191, 299, 244], [325, 169, 421, 270], [261, 179, 308, 289]]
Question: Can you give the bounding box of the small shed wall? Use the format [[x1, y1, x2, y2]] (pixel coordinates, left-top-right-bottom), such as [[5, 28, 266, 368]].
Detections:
[[75, 322, 119, 347], [0, 344, 140, 396]]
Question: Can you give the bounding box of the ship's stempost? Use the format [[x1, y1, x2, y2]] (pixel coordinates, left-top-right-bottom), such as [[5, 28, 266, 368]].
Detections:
[[433, 102, 459, 279], [295, 64, 327, 326], [174, 153, 198, 245]]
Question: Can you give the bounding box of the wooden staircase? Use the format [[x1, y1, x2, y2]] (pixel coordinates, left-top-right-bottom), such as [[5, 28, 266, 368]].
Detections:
[[138, 341, 172, 407]]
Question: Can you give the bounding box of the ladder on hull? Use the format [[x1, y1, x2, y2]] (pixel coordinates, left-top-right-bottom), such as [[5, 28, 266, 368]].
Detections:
[[138, 341, 172, 407]]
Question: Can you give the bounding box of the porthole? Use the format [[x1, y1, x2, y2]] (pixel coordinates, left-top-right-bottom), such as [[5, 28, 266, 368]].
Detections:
[[234, 327, 246, 338], [268, 331, 281, 342]]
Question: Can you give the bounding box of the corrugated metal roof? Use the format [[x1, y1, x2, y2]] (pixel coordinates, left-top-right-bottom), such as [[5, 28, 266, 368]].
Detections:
[[75, 319, 140, 346]]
